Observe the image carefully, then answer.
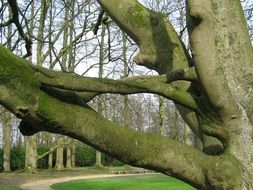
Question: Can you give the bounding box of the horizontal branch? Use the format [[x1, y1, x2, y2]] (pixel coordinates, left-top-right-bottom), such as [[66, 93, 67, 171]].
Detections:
[[41, 86, 98, 106], [0, 43, 241, 189], [32, 65, 200, 112], [34, 92, 209, 189], [0, 45, 211, 188]]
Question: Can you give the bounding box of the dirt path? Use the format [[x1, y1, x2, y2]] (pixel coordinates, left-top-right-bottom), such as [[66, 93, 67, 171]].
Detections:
[[20, 173, 147, 190]]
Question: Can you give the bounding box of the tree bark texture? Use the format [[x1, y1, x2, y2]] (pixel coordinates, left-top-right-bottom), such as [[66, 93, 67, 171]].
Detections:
[[25, 135, 37, 173]]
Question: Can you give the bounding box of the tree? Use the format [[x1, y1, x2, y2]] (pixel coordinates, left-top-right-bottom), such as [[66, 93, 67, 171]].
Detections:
[[95, 21, 106, 168], [1, 3, 13, 173], [66, 137, 72, 168], [1, 109, 11, 172], [0, 0, 252, 189], [25, 0, 37, 173], [54, 135, 64, 170]]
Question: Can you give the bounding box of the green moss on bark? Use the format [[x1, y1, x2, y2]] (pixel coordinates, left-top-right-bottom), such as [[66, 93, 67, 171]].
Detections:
[[0, 45, 39, 114]]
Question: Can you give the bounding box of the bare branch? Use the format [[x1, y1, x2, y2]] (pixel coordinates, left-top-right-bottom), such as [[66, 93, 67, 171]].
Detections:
[[7, 0, 32, 58]]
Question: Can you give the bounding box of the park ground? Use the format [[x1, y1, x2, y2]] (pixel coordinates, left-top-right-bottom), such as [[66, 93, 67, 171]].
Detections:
[[0, 167, 108, 190], [0, 167, 195, 190]]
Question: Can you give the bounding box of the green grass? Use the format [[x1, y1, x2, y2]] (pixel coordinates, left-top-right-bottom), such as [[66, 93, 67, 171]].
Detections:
[[52, 174, 196, 190], [0, 185, 21, 190]]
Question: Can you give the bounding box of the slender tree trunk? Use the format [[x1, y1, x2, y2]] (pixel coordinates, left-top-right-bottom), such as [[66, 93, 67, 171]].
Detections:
[[2, 109, 11, 172], [25, 1, 38, 173], [122, 32, 131, 129], [173, 109, 180, 141], [55, 135, 64, 170], [25, 135, 37, 173], [61, 0, 70, 71], [68, 0, 75, 73], [48, 150, 53, 169], [66, 138, 72, 168], [159, 96, 166, 136], [47, 2, 54, 170], [54, 0, 71, 170], [95, 22, 106, 168], [37, 0, 51, 66], [2, 4, 13, 172], [71, 140, 75, 167]]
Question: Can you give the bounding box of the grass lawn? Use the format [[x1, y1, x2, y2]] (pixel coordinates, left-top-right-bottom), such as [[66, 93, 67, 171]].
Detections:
[[52, 174, 196, 190], [0, 185, 21, 190]]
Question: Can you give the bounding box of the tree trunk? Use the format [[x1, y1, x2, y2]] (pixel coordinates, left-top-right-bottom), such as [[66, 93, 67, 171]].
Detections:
[[2, 109, 11, 172], [66, 138, 72, 168], [37, 0, 51, 66], [159, 96, 166, 136], [25, 135, 37, 173], [95, 20, 107, 168], [2, 2, 13, 173], [24, 0, 37, 173], [55, 135, 64, 170], [186, 0, 253, 188], [122, 32, 131, 129], [71, 140, 75, 167], [173, 109, 179, 141], [48, 150, 53, 169]]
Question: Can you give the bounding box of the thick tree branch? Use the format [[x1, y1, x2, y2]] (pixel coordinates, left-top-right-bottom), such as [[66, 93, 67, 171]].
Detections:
[[35, 92, 211, 189], [186, 0, 253, 121], [96, 0, 218, 149], [97, 0, 192, 73], [32, 65, 199, 112], [0, 45, 207, 187]]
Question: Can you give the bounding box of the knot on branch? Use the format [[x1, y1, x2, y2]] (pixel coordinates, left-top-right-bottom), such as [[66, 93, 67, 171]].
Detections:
[[15, 108, 29, 118]]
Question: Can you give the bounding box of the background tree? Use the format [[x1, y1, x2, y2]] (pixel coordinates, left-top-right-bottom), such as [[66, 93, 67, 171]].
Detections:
[[24, 0, 37, 173], [1, 109, 11, 172], [1, 3, 12, 172]]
